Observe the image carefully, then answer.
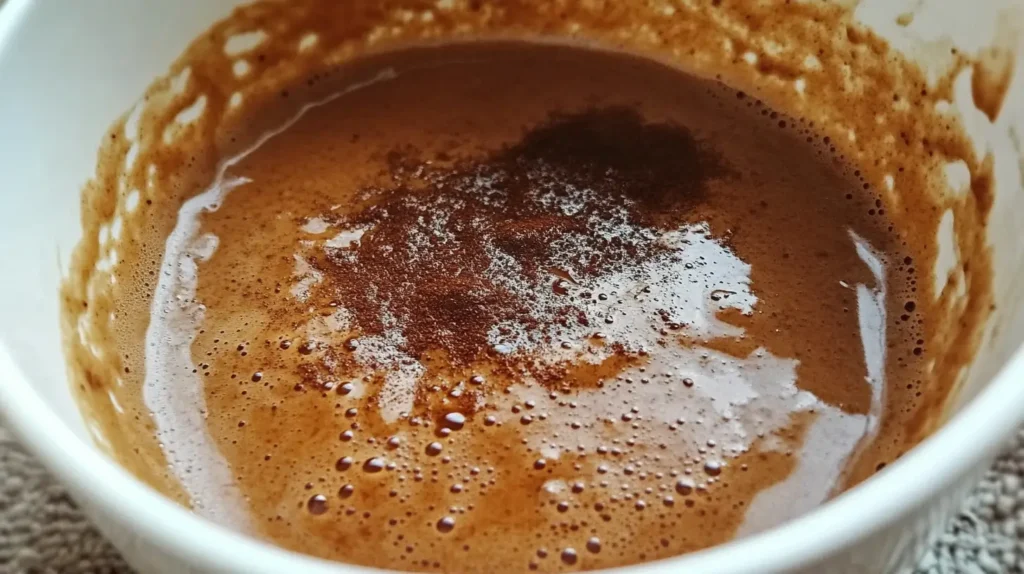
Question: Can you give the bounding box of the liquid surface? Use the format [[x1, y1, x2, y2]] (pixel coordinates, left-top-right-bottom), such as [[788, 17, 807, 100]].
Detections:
[[122, 42, 917, 570]]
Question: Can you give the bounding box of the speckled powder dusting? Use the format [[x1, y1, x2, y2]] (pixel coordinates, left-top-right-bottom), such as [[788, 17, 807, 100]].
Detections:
[[59, 7, 997, 572]]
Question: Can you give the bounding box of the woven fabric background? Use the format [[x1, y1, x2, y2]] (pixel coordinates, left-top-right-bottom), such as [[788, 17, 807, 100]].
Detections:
[[0, 424, 1021, 573]]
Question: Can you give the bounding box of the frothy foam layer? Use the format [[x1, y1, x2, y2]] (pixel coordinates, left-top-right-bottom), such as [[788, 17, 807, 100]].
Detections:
[[130, 43, 907, 570]]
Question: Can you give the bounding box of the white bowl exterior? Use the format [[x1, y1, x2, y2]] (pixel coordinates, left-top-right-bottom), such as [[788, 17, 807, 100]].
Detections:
[[0, 0, 1022, 573]]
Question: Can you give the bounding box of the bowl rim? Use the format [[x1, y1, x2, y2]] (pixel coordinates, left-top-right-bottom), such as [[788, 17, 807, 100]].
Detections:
[[2, 0, 1023, 571]]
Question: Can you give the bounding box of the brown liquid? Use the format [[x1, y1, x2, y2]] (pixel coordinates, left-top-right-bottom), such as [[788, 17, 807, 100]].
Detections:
[[61, 1, 998, 572]]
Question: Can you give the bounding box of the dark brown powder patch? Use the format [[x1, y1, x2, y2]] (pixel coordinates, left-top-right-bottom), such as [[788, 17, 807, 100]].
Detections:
[[313, 108, 728, 365]]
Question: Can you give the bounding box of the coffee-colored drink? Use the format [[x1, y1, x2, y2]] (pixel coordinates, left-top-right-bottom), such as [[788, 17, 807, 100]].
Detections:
[[62, 1, 994, 572]]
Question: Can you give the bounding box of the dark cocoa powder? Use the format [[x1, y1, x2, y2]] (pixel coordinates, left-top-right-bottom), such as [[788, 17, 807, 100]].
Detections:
[[312, 108, 728, 368]]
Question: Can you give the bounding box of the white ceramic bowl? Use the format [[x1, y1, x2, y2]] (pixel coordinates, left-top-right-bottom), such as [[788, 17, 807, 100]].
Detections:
[[1, 1, 1022, 572]]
